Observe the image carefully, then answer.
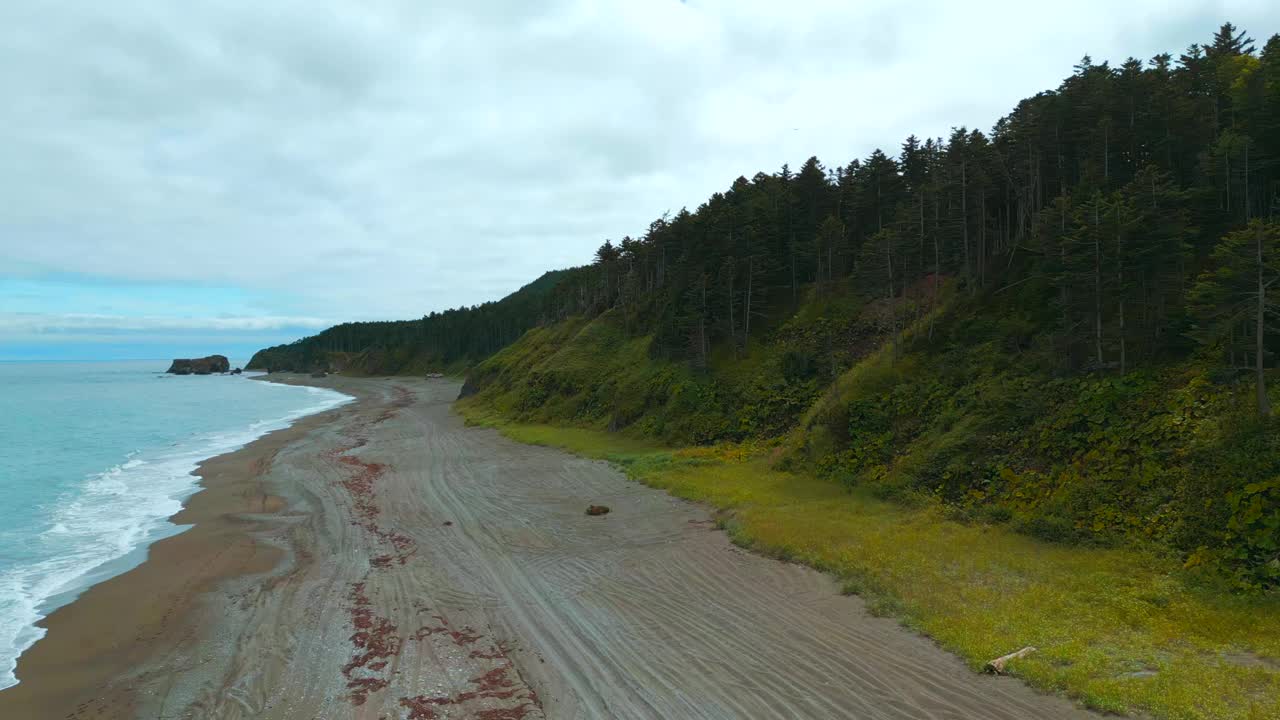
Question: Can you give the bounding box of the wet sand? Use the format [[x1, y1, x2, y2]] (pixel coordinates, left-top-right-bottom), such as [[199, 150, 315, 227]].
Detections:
[[0, 376, 1094, 719]]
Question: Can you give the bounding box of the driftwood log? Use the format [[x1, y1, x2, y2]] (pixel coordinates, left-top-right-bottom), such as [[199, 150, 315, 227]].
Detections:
[[985, 646, 1036, 674]]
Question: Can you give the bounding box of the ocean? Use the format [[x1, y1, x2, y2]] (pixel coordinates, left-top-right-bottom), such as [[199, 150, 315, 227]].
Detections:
[[0, 361, 351, 690]]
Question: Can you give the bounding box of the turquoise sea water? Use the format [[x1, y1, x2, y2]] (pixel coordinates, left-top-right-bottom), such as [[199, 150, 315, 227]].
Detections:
[[0, 361, 351, 690]]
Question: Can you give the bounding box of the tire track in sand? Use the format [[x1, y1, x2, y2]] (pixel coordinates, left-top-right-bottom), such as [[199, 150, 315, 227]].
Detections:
[[114, 377, 1094, 720], [327, 383, 542, 719]]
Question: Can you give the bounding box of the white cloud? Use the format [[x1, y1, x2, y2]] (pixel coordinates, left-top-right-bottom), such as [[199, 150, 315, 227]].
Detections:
[[2, 0, 1278, 325], [0, 313, 332, 334]]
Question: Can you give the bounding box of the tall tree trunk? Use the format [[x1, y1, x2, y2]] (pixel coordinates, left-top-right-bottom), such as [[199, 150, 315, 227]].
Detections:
[[743, 258, 753, 347], [980, 193, 987, 287], [961, 161, 971, 289], [790, 231, 797, 305], [726, 262, 736, 352], [918, 190, 926, 282], [699, 277, 708, 370], [1244, 139, 1250, 221], [1060, 199, 1070, 353], [930, 196, 941, 341], [886, 232, 894, 302], [1257, 223, 1272, 416], [1119, 298, 1127, 374], [1224, 148, 1231, 214], [788, 191, 797, 305], [1103, 122, 1110, 182], [1094, 199, 1104, 367], [1118, 217, 1126, 374], [887, 233, 897, 358]]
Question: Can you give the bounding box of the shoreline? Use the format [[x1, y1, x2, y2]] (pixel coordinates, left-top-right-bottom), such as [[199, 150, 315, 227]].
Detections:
[[0, 375, 1092, 719], [0, 373, 354, 692], [0, 375, 371, 718]]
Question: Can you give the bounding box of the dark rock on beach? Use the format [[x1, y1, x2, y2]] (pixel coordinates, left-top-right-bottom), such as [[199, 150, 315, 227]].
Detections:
[[166, 355, 230, 375]]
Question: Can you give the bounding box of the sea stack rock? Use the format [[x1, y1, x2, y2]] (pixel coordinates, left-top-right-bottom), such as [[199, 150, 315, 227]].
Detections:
[[167, 355, 231, 375]]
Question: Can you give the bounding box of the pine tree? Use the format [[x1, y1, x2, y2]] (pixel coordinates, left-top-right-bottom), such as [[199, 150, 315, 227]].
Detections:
[[813, 215, 844, 290], [1189, 220, 1280, 415], [1120, 166, 1195, 357]]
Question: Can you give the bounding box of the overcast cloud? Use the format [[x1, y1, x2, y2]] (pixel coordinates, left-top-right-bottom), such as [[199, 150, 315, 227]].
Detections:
[[2, 1, 1279, 358]]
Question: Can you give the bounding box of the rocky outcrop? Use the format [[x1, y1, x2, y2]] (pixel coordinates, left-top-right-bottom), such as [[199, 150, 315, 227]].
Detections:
[[167, 355, 231, 375]]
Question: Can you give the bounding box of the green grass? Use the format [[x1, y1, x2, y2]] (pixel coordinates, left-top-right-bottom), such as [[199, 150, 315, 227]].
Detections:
[[461, 403, 664, 458], [456, 406, 1280, 720]]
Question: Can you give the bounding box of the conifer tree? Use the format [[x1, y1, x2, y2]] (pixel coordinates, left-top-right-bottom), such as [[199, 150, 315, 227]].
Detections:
[[1190, 220, 1280, 415]]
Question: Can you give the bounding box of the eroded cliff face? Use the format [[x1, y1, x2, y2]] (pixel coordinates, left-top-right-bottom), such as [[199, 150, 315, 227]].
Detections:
[[166, 355, 230, 375]]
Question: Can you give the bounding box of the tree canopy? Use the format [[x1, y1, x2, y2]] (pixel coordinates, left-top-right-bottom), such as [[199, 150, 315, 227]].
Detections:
[[257, 22, 1280, 408]]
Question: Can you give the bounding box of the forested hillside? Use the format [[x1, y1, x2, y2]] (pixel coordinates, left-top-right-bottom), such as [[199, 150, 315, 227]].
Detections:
[[462, 24, 1280, 588], [247, 269, 580, 374], [259, 23, 1280, 586], [509, 23, 1279, 377]]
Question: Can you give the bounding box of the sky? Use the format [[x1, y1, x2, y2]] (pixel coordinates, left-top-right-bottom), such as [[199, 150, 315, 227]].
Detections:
[[2, 1, 1279, 361]]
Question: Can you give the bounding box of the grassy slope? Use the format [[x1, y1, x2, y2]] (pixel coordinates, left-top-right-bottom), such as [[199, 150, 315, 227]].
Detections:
[[459, 311, 741, 443], [788, 300, 1280, 591], [458, 293, 1280, 719], [463, 289, 881, 444]]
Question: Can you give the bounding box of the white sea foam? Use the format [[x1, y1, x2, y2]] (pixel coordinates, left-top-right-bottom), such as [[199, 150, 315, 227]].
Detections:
[[0, 383, 352, 690]]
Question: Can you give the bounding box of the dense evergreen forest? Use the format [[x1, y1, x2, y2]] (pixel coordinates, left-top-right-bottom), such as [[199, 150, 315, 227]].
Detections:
[[260, 22, 1280, 382], [257, 24, 1280, 586], [248, 269, 578, 373], [526, 23, 1280, 382]]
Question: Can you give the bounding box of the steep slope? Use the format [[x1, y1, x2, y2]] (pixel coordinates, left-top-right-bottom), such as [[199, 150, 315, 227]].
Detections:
[[257, 23, 1280, 586], [461, 279, 1280, 588], [247, 269, 578, 374], [462, 283, 892, 444]]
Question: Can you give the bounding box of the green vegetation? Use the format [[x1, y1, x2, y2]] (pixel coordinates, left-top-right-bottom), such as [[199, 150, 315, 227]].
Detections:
[[255, 23, 1280, 716], [456, 412, 1280, 719], [463, 277, 1280, 588], [452, 23, 1280, 589], [247, 269, 577, 374], [788, 291, 1280, 589], [458, 304, 865, 444]]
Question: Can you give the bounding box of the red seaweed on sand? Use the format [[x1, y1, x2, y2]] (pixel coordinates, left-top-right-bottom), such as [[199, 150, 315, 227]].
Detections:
[[398, 632, 541, 718], [342, 582, 400, 705], [323, 387, 419, 567]]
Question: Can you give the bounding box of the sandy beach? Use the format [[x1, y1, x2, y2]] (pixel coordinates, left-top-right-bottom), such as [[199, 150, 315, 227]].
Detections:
[[0, 376, 1093, 719]]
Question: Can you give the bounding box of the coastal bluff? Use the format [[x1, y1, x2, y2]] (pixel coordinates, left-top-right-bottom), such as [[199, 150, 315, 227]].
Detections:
[[166, 355, 230, 375]]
